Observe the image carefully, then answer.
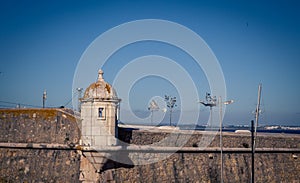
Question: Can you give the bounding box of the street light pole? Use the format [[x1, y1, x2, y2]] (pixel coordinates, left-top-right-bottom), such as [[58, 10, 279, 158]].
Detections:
[[251, 120, 255, 183], [218, 96, 234, 183], [77, 88, 83, 112], [42, 90, 47, 108], [169, 107, 172, 126], [200, 93, 233, 183], [219, 96, 223, 183]]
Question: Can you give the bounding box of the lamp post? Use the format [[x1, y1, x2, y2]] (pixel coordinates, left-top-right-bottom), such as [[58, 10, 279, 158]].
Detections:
[[77, 88, 83, 112], [219, 96, 234, 183], [200, 93, 233, 183], [164, 95, 177, 126], [42, 90, 47, 108]]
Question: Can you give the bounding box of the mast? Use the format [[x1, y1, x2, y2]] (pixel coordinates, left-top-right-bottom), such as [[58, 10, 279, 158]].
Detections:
[[42, 90, 47, 108], [251, 83, 262, 183], [254, 83, 262, 149]]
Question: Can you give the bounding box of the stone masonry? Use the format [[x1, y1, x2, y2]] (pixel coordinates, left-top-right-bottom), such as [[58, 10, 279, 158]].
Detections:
[[0, 108, 299, 182]]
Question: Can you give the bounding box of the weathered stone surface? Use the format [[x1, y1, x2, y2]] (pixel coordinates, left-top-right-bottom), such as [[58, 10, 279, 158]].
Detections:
[[112, 128, 300, 183], [0, 108, 80, 145], [0, 148, 81, 182], [106, 151, 299, 183], [0, 108, 81, 182], [0, 109, 299, 182]]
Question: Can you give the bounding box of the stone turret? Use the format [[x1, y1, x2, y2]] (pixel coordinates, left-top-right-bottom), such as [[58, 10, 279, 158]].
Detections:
[[79, 69, 121, 182], [80, 69, 121, 147]]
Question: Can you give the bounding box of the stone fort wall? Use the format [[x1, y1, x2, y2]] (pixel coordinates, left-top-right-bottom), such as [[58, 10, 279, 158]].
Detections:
[[0, 109, 299, 182], [114, 129, 300, 183], [0, 109, 81, 182]]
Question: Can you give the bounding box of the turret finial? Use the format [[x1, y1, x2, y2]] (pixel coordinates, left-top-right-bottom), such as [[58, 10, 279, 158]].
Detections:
[[98, 69, 104, 81]]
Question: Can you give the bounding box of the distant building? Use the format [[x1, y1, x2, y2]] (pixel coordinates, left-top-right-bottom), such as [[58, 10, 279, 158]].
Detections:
[[80, 69, 121, 147]]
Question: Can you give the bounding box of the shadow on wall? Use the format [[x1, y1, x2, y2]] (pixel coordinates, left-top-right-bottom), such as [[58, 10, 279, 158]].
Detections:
[[101, 158, 134, 173], [100, 127, 136, 172]]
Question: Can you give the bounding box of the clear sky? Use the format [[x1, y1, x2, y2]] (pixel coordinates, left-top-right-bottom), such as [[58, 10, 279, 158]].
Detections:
[[0, 0, 299, 126]]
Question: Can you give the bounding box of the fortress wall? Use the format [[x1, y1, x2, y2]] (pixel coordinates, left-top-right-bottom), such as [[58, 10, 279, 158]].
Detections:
[[0, 109, 80, 144], [0, 109, 299, 182], [0, 109, 81, 182], [110, 129, 300, 183], [110, 152, 299, 183], [118, 128, 300, 148], [0, 148, 81, 182]]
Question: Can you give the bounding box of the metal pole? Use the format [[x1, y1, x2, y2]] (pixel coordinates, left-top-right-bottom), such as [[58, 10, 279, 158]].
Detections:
[[42, 90, 47, 108], [251, 120, 255, 183], [219, 96, 223, 183], [151, 110, 153, 126], [254, 84, 262, 149], [209, 107, 212, 127], [77, 88, 83, 112], [169, 108, 172, 126]]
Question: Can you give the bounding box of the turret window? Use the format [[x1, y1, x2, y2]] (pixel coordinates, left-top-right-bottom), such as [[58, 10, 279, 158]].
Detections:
[[98, 107, 104, 118]]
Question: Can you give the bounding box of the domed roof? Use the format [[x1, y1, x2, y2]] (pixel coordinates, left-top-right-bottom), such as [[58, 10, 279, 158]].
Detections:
[[83, 70, 118, 99]]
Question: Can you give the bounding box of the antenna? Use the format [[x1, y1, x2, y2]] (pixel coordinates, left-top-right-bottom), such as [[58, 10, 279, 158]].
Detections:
[[148, 99, 159, 125], [251, 83, 262, 183], [42, 90, 47, 108], [254, 84, 262, 149]]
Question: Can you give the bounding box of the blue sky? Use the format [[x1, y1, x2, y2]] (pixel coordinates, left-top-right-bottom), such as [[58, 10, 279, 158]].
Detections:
[[0, 0, 299, 126]]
